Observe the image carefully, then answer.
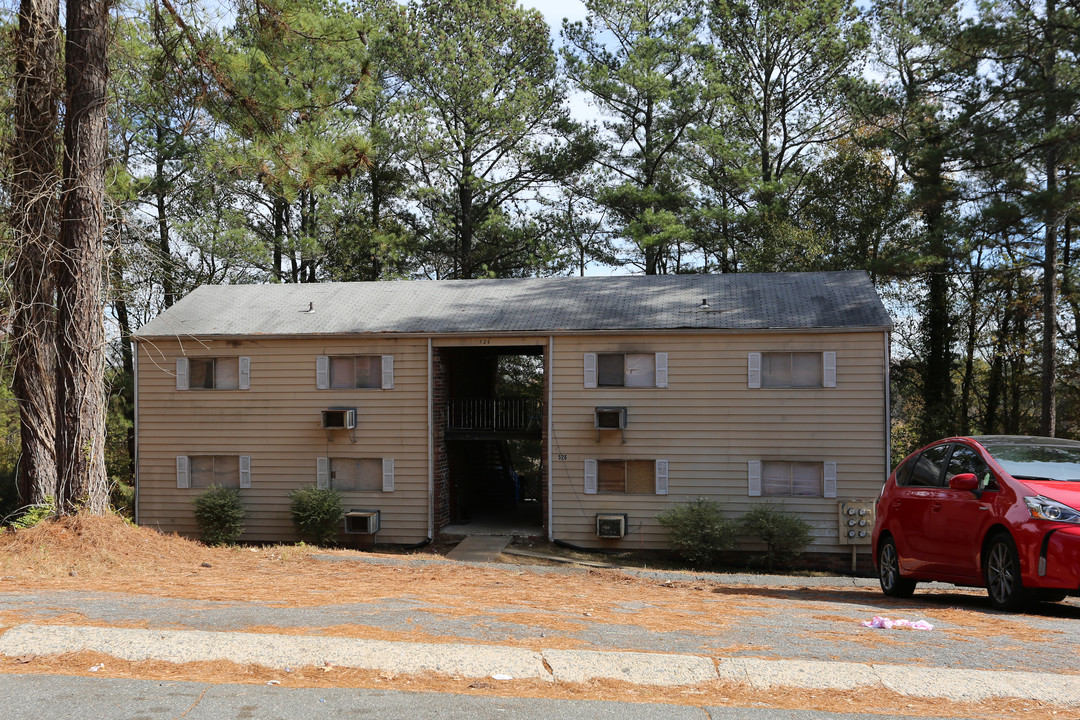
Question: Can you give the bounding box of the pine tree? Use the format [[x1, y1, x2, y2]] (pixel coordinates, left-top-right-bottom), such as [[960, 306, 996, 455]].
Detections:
[[562, 0, 713, 275], [699, 0, 870, 271], [974, 0, 1080, 436], [857, 0, 973, 443], [387, 0, 591, 279], [55, 0, 110, 513], [8, 0, 60, 506]]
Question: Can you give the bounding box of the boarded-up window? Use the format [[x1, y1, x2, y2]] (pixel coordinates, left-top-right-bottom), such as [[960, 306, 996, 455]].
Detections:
[[329, 356, 382, 389], [762, 461, 822, 496], [330, 458, 383, 492], [597, 460, 656, 494], [626, 460, 655, 493], [761, 352, 822, 388], [188, 358, 240, 390], [597, 354, 656, 387], [190, 455, 241, 488]]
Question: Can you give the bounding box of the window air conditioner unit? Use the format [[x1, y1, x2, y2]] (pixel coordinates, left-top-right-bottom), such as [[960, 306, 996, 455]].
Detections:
[[322, 408, 357, 429], [594, 407, 627, 442], [595, 513, 627, 539], [345, 509, 380, 534], [594, 407, 628, 430]]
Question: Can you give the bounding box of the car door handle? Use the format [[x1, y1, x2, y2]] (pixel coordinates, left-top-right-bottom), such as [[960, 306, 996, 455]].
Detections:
[[931, 502, 942, 512]]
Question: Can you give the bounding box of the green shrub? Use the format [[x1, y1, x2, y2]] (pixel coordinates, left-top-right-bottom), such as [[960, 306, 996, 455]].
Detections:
[[655, 498, 738, 568], [192, 485, 245, 546], [289, 486, 343, 546], [740, 504, 814, 570], [8, 496, 58, 530]]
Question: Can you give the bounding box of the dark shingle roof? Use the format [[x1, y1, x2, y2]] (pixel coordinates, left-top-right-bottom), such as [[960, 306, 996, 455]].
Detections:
[[133, 271, 892, 338]]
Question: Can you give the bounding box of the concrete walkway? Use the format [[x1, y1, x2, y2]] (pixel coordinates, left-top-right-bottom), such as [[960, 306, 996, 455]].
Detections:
[[444, 535, 511, 562], [1, 623, 1079, 706]]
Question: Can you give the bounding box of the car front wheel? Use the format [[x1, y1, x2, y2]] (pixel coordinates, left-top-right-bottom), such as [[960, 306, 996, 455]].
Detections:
[[984, 534, 1029, 611], [878, 537, 916, 598]]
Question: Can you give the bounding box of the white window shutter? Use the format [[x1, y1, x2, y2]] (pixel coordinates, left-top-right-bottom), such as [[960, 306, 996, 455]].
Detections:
[[823, 352, 837, 388], [655, 459, 669, 495], [316, 457, 329, 490], [381, 355, 394, 389], [747, 353, 761, 389], [655, 353, 668, 388], [824, 462, 838, 498], [316, 356, 329, 390], [176, 357, 189, 391], [583, 353, 597, 389], [748, 460, 762, 497], [239, 455, 251, 488], [176, 456, 189, 489], [382, 457, 395, 492], [238, 357, 251, 390], [584, 459, 598, 494]]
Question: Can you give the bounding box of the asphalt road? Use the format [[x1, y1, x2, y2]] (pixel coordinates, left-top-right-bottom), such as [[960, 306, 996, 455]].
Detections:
[[0, 674, 984, 720]]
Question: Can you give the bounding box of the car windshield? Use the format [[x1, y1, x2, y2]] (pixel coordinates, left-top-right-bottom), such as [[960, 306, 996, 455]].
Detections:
[[981, 440, 1080, 482]]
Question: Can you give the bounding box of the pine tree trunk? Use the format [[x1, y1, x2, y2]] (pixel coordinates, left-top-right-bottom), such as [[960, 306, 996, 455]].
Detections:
[[1040, 0, 1059, 437], [154, 124, 176, 308], [9, 0, 60, 506], [916, 149, 954, 445], [983, 280, 1012, 434], [55, 0, 109, 514], [960, 270, 981, 436]]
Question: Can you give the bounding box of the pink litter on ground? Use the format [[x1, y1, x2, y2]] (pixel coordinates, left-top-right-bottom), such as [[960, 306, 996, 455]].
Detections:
[[861, 616, 933, 631]]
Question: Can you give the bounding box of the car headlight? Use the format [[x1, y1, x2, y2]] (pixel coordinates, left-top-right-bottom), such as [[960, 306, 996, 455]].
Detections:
[[1024, 495, 1080, 524]]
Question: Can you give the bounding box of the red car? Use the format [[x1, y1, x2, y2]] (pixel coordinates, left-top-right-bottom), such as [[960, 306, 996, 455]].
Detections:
[[873, 435, 1080, 610]]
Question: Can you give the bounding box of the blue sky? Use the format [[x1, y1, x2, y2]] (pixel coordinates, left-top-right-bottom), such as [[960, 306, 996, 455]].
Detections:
[[526, 0, 590, 43]]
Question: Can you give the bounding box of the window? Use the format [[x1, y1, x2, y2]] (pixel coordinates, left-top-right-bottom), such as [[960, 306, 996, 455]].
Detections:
[[763, 461, 822, 496], [894, 454, 918, 486], [176, 357, 249, 390], [584, 458, 668, 495], [584, 353, 668, 388], [191, 455, 239, 488], [332, 356, 381, 388], [945, 445, 998, 492], [599, 354, 652, 387], [763, 353, 821, 388], [330, 458, 383, 492], [177, 455, 250, 489], [748, 352, 835, 389], [748, 460, 836, 497], [316, 355, 393, 389], [317, 457, 394, 492], [903, 444, 950, 488]]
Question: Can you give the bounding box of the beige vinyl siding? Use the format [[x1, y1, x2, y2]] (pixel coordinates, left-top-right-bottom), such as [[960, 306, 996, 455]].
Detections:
[[549, 331, 887, 553], [136, 336, 430, 543]]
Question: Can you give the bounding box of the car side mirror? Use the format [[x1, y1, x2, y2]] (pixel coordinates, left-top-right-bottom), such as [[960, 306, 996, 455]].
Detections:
[[949, 473, 978, 492]]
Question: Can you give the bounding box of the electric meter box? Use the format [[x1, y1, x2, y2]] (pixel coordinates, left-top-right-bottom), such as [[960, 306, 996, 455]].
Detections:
[[837, 500, 875, 545]]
